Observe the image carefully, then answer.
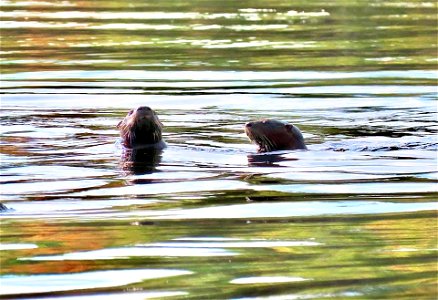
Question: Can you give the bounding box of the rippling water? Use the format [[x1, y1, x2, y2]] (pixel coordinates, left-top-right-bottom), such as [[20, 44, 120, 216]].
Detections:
[[1, 1, 437, 299]]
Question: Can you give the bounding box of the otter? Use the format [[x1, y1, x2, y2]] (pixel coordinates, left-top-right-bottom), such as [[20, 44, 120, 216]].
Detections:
[[117, 106, 166, 149], [0, 203, 8, 212], [245, 119, 307, 153]]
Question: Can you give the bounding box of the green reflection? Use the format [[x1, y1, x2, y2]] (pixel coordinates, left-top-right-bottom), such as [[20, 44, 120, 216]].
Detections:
[[1, 0, 437, 73], [1, 209, 436, 299]]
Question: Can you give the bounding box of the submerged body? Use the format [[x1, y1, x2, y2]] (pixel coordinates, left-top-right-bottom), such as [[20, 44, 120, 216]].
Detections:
[[245, 119, 307, 152], [117, 106, 166, 149]]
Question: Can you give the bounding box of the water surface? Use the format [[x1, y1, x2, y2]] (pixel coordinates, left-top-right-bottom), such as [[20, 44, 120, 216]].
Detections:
[[1, 0, 437, 299]]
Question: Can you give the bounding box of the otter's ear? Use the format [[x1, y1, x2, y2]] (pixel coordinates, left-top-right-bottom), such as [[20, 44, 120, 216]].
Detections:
[[285, 124, 293, 131]]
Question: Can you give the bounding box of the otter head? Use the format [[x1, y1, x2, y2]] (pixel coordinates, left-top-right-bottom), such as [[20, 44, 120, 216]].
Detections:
[[117, 106, 163, 148], [245, 119, 307, 152]]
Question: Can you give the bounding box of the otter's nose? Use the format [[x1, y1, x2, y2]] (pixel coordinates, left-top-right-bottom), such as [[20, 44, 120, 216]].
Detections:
[[245, 122, 253, 128]]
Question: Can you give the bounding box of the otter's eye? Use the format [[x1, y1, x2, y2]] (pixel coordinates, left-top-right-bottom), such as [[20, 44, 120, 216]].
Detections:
[[127, 109, 134, 115], [285, 124, 294, 132]]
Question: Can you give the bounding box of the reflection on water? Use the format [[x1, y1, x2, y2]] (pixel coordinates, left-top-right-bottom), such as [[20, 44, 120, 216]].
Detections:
[[1, 269, 192, 296], [27, 291, 188, 300], [1, 0, 437, 299], [1, 0, 437, 73], [120, 148, 163, 176]]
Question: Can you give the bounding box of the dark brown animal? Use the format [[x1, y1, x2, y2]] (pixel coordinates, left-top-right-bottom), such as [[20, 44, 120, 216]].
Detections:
[[117, 106, 166, 149], [245, 119, 307, 152]]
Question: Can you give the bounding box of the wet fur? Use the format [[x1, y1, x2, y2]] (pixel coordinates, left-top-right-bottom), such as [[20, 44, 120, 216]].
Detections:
[[118, 107, 165, 149], [245, 119, 307, 152]]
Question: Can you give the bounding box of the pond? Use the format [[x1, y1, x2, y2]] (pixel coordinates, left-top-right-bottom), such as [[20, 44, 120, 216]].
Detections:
[[0, 0, 437, 299]]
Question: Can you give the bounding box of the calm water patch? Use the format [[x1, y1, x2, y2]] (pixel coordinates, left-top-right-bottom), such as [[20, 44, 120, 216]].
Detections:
[[1, 269, 192, 296]]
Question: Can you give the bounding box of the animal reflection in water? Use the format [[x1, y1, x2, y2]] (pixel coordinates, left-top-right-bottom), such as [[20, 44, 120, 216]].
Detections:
[[121, 148, 163, 175], [118, 106, 166, 175], [247, 152, 299, 167]]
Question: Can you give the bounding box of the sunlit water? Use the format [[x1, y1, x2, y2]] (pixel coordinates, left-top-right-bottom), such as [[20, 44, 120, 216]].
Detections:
[[1, 1, 437, 299]]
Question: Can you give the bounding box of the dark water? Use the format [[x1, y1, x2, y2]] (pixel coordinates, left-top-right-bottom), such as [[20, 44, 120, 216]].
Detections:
[[1, 1, 437, 299]]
